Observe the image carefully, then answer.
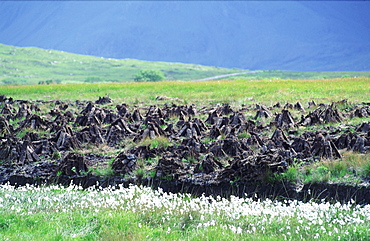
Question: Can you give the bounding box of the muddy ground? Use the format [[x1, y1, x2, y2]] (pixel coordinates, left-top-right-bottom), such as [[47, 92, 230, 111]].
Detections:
[[0, 95, 369, 203]]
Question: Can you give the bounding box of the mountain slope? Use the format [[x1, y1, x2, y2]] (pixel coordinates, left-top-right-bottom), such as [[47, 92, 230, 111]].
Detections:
[[0, 1, 369, 71], [0, 43, 243, 85]]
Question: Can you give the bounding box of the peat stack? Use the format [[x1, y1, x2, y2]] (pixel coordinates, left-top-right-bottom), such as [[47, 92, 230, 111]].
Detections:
[[127, 145, 156, 160], [95, 95, 112, 105], [0, 116, 12, 136], [221, 147, 292, 182], [51, 126, 81, 150], [80, 102, 95, 115], [17, 114, 48, 131], [155, 152, 187, 179], [271, 128, 290, 149], [0, 139, 41, 164], [254, 104, 271, 119], [180, 137, 207, 156], [357, 122, 370, 133], [15, 103, 32, 119], [219, 103, 234, 115], [300, 105, 343, 126], [1, 104, 15, 119], [53, 111, 76, 127], [294, 102, 305, 112], [353, 107, 370, 118], [311, 133, 341, 159], [194, 153, 223, 174], [335, 133, 358, 150], [222, 137, 250, 157], [131, 109, 143, 122], [246, 132, 264, 149], [10, 139, 42, 165], [335, 132, 369, 154], [274, 110, 295, 129], [291, 137, 311, 159], [77, 124, 105, 145], [167, 105, 196, 119], [34, 140, 57, 157], [230, 112, 246, 125], [112, 153, 137, 175], [76, 103, 113, 126], [0, 138, 19, 164], [299, 110, 322, 126], [134, 121, 166, 142], [145, 105, 164, 119], [177, 120, 204, 139], [209, 126, 222, 140], [351, 136, 368, 153], [322, 105, 343, 123], [105, 119, 136, 146], [56, 153, 88, 176], [116, 103, 130, 118], [220, 156, 273, 182], [205, 110, 220, 125], [214, 116, 229, 129], [75, 113, 102, 127]]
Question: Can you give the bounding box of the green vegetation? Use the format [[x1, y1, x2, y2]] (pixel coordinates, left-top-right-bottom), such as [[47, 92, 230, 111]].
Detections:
[[225, 70, 370, 81], [139, 136, 172, 149], [0, 184, 369, 240], [276, 152, 370, 184], [1, 44, 369, 85], [134, 69, 165, 82], [0, 44, 243, 85], [89, 157, 115, 177], [1, 77, 369, 106]]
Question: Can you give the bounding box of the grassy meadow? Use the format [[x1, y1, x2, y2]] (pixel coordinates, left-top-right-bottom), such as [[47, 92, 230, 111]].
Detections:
[[1, 77, 369, 106], [1, 184, 369, 241]]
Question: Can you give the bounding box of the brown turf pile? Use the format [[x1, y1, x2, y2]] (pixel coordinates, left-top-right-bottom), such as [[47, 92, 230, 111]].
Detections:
[[0, 95, 369, 186]]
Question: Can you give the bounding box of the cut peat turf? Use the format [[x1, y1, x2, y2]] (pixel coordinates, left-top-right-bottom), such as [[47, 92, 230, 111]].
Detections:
[[0, 95, 369, 203]]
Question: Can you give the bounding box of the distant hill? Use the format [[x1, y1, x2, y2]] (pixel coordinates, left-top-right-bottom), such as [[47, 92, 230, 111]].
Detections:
[[0, 44, 244, 85], [0, 1, 369, 72], [1, 44, 369, 85]]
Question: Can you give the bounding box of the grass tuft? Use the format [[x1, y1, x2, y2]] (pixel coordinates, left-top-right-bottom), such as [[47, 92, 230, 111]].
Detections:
[[140, 136, 172, 149], [276, 152, 370, 184]]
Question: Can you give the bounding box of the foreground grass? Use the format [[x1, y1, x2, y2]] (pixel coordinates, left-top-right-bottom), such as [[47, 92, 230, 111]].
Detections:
[[1, 77, 369, 106], [0, 184, 369, 241], [278, 151, 370, 185]]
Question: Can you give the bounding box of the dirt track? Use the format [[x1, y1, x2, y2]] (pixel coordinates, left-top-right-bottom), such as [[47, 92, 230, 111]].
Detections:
[[192, 70, 263, 81]]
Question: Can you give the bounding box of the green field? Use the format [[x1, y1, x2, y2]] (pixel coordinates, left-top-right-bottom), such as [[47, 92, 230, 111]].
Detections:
[[1, 43, 370, 85], [1, 184, 369, 241], [1, 77, 369, 106]]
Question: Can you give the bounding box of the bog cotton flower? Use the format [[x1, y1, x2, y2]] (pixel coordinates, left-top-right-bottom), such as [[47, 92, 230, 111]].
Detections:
[[1, 183, 370, 240]]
